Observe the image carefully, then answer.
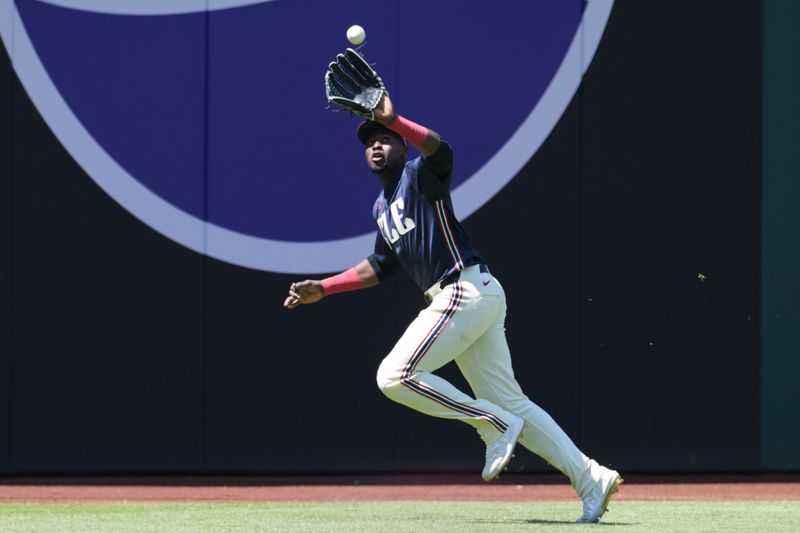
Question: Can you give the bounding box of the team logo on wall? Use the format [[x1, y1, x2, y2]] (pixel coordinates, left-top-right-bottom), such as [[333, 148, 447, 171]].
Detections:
[[0, 0, 614, 273]]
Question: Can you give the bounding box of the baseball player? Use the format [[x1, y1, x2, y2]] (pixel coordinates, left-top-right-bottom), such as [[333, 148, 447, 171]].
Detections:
[[284, 50, 621, 523]]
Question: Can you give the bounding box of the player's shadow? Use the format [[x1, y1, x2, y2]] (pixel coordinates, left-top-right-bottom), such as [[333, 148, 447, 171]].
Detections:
[[526, 518, 633, 526], [463, 518, 633, 526]]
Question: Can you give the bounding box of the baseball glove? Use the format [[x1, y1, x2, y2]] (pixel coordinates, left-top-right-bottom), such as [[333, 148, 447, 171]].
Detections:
[[325, 48, 386, 120]]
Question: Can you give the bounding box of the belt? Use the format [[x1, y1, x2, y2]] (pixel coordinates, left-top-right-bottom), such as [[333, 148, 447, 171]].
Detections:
[[439, 263, 489, 290], [424, 264, 489, 304]]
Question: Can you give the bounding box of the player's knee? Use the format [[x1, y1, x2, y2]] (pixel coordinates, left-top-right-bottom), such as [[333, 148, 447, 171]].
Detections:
[[376, 358, 403, 395]]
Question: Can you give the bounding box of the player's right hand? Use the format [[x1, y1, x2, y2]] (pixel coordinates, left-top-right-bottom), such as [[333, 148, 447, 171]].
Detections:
[[283, 280, 325, 309]]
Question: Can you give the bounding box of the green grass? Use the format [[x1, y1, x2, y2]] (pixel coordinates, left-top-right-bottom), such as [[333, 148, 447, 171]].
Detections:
[[0, 501, 798, 533]]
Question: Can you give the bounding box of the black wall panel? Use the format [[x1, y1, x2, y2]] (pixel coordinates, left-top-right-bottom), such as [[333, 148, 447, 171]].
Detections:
[[205, 262, 399, 473], [9, 77, 206, 473], [579, 1, 762, 470], [0, 34, 11, 474]]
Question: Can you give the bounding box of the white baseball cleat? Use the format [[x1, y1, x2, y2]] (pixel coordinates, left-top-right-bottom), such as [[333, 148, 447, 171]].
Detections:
[[576, 466, 623, 523], [481, 415, 523, 482]]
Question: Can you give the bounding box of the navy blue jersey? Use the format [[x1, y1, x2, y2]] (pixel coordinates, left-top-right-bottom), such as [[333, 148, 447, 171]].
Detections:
[[367, 141, 482, 291]]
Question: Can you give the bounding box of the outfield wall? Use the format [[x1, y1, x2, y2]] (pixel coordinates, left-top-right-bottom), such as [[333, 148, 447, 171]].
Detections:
[[0, 0, 793, 474], [761, 0, 800, 471]]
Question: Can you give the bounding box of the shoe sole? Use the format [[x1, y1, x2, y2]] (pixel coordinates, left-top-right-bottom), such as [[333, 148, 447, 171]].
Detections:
[[482, 418, 523, 482], [598, 474, 623, 520], [575, 472, 623, 524]]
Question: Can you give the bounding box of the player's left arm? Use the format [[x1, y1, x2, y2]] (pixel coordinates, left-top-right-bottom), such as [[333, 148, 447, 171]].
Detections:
[[373, 94, 442, 157], [374, 94, 453, 194], [326, 51, 443, 158]]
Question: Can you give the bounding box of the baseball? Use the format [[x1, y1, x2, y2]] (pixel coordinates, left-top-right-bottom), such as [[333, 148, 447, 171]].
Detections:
[[346, 25, 365, 45]]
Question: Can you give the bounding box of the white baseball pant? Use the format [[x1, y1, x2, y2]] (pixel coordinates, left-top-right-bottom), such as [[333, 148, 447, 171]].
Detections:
[[376, 264, 601, 496]]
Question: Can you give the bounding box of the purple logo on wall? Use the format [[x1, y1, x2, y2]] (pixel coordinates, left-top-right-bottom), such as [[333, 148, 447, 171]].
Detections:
[[0, 0, 614, 273]]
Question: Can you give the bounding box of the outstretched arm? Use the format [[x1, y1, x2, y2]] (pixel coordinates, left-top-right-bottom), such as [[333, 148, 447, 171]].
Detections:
[[373, 94, 442, 157], [374, 94, 453, 186], [326, 49, 440, 156], [283, 258, 378, 310]]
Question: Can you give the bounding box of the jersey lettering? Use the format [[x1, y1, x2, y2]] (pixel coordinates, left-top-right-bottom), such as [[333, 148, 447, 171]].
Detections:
[[390, 198, 417, 236], [378, 198, 416, 244], [377, 212, 399, 243]]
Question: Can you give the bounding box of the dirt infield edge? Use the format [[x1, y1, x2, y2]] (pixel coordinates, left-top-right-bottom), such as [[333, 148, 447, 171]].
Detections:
[[0, 475, 798, 503]]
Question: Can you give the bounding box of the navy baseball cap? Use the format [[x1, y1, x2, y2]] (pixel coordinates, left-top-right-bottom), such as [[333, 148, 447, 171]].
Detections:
[[357, 120, 407, 146]]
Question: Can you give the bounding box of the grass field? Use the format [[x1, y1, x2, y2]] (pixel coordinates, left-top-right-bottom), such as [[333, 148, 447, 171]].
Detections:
[[1, 501, 799, 533]]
